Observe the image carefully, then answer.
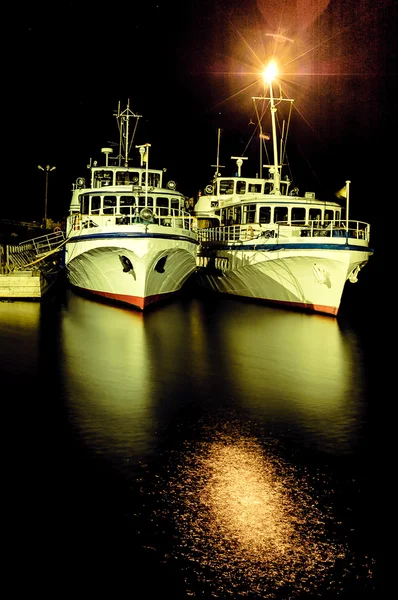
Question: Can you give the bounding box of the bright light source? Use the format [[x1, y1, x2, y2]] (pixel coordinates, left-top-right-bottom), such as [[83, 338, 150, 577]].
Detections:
[[263, 61, 278, 83]]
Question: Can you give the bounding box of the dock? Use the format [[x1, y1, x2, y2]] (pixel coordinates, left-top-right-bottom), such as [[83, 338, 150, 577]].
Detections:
[[0, 230, 65, 300]]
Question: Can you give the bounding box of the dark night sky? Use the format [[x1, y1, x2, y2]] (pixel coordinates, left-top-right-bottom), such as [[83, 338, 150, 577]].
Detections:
[[9, 0, 396, 226]]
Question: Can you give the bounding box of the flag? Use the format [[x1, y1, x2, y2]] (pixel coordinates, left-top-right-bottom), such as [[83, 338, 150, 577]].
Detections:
[[335, 185, 346, 199]]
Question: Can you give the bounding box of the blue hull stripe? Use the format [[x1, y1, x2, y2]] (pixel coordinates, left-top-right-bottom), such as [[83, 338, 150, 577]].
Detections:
[[200, 242, 374, 253], [66, 231, 199, 246]]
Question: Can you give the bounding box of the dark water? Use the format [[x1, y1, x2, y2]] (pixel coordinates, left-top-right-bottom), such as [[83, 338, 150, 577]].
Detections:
[[1, 283, 384, 598]]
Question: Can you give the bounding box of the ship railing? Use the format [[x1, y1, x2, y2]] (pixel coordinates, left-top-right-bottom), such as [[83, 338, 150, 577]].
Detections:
[[18, 230, 65, 255], [1, 231, 66, 272], [197, 219, 371, 244], [68, 208, 196, 233], [290, 219, 371, 242]]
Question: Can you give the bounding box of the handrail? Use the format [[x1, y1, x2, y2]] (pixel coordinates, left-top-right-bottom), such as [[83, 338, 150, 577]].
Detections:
[[19, 230, 65, 254], [197, 219, 371, 244], [68, 207, 196, 234]]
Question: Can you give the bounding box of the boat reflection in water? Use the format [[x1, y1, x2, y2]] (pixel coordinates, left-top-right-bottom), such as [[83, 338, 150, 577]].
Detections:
[[59, 293, 156, 461], [58, 292, 375, 598]]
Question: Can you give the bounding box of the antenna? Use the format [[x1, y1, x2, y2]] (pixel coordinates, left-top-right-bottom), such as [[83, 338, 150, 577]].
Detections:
[[211, 128, 225, 178], [101, 147, 113, 167], [113, 101, 142, 166]]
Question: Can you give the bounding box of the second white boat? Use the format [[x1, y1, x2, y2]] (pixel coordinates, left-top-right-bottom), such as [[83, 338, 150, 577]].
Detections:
[[193, 62, 373, 317]]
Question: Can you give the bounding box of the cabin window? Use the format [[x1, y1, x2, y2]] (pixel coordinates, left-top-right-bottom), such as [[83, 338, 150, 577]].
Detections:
[[120, 196, 136, 216], [138, 195, 154, 208], [219, 179, 234, 195], [82, 195, 89, 215], [226, 208, 234, 225], [116, 171, 140, 185], [259, 206, 271, 224], [142, 172, 161, 187], [309, 208, 321, 222], [244, 204, 256, 224], [324, 210, 334, 225], [291, 207, 306, 225], [91, 196, 101, 214], [103, 196, 117, 214], [236, 181, 246, 194], [170, 197, 180, 212], [234, 206, 242, 224], [120, 196, 136, 207], [94, 170, 113, 188], [156, 197, 169, 216], [249, 183, 262, 193], [116, 171, 128, 185], [120, 205, 134, 216], [274, 206, 289, 223]]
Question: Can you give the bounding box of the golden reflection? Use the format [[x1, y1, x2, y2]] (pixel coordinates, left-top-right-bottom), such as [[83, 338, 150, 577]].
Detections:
[[186, 301, 364, 452], [0, 301, 41, 374], [60, 292, 156, 458], [170, 430, 355, 597], [0, 300, 41, 334]]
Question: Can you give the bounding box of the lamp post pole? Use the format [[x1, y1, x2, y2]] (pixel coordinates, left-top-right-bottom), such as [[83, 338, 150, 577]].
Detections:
[[38, 164, 56, 226]]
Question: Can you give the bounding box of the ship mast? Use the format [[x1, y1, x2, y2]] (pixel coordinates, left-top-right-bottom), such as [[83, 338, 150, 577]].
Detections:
[[253, 62, 294, 194], [211, 128, 224, 179], [269, 76, 281, 194], [114, 100, 142, 167]]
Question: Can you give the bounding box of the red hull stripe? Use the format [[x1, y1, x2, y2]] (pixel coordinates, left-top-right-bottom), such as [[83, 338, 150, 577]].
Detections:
[[252, 297, 338, 316], [71, 285, 175, 311]]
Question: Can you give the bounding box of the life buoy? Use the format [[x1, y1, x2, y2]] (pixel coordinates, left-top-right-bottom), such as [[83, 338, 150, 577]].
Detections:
[[246, 225, 254, 239], [205, 184, 214, 195]]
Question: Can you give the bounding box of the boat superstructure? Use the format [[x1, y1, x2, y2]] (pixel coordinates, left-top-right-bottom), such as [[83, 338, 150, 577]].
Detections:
[[64, 101, 199, 310], [194, 64, 373, 316]]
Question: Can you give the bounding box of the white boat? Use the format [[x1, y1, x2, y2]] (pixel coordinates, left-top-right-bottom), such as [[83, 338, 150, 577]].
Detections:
[[193, 62, 373, 317], [64, 102, 199, 311]]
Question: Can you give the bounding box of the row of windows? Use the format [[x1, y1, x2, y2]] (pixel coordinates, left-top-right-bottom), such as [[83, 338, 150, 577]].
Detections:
[[92, 170, 161, 188], [220, 205, 341, 225], [80, 194, 183, 216], [217, 179, 286, 195]]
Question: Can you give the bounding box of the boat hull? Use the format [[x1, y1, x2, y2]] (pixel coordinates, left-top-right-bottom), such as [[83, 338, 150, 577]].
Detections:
[[64, 226, 198, 310], [195, 245, 372, 316]]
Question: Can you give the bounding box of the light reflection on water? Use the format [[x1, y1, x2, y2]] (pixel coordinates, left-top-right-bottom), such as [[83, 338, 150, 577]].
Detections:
[[59, 292, 158, 460], [59, 291, 368, 461], [55, 292, 376, 596], [164, 425, 374, 598], [0, 291, 377, 597]]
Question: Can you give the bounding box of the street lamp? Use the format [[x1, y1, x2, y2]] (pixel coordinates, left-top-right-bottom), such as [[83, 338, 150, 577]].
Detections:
[[38, 164, 56, 225]]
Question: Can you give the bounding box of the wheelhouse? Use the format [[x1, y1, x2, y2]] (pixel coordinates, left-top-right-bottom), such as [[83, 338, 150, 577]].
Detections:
[[209, 176, 291, 196], [78, 190, 185, 221], [196, 198, 342, 229], [90, 166, 163, 189]]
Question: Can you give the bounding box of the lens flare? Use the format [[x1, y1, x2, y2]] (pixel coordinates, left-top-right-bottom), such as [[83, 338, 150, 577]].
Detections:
[[263, 61, 278, 83]]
